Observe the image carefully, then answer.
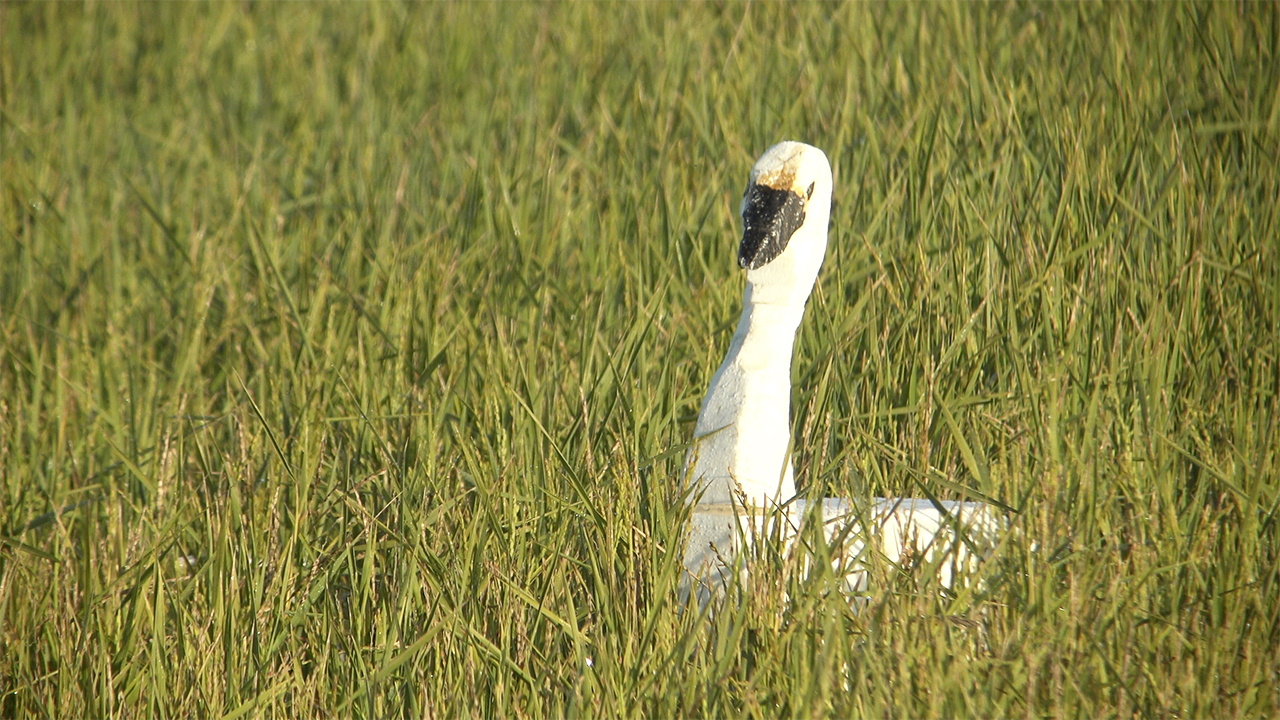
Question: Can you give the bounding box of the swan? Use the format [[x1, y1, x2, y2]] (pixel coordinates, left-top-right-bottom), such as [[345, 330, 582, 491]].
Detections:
[[682, 141, 1002, 603]]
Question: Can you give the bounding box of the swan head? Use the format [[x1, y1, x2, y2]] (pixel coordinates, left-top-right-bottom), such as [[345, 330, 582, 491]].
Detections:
[[738, 141, 833, 306]]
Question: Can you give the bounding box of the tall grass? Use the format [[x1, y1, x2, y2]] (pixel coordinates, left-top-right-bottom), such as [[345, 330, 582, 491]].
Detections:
[[2, 2, 1277, 716]]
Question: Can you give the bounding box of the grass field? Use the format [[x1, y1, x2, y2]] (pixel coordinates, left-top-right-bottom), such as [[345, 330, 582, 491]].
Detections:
[[3, 2, 1278, 717]]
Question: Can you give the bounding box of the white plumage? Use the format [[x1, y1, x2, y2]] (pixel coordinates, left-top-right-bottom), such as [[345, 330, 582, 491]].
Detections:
[[682, 141, 1002, 603]]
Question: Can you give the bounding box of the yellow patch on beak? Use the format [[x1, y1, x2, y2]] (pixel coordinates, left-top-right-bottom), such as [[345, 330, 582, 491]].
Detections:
[[753, 167, 799, 193]]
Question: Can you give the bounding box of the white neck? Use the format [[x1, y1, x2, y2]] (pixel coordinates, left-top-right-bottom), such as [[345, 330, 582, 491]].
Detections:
[[687, 294, 806, 507], [687, 242, 827, 508]]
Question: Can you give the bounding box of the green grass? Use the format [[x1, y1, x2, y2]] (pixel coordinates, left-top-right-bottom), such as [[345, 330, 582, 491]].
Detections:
[[3, 1, 1278, 717]]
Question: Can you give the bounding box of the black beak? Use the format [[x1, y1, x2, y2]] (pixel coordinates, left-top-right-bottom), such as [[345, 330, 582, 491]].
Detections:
[[738, 182, 808, 270]]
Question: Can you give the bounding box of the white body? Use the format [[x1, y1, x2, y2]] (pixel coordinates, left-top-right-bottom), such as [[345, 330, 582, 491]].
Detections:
[[682, 142, 1002, 601], [683, 498, 1002, 605]]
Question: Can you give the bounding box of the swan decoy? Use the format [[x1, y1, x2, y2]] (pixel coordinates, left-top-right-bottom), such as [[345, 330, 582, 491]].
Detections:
[[682, 141, 1002, 603]]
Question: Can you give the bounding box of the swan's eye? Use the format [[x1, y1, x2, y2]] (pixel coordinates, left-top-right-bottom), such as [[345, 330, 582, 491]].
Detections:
[[806, 182, 815, 200]]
